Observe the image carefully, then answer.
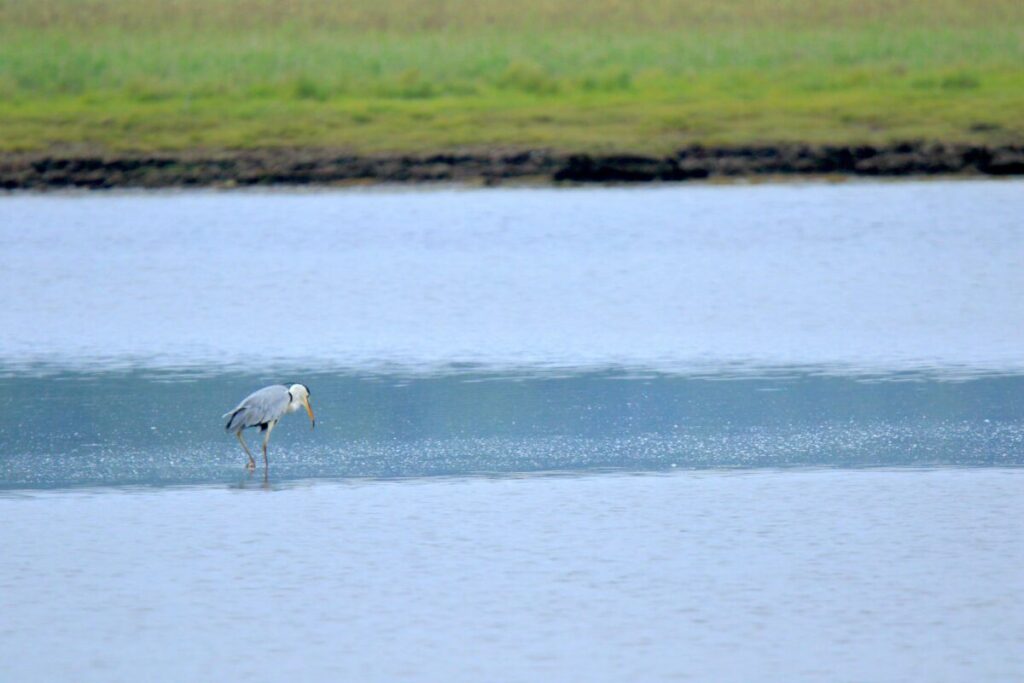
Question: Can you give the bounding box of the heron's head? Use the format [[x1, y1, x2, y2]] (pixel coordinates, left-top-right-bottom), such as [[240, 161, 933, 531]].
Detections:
[[289, 383, 315, 429]]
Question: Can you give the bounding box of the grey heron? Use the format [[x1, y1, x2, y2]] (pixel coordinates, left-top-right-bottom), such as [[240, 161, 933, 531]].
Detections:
[[223, 384, 315, 470]]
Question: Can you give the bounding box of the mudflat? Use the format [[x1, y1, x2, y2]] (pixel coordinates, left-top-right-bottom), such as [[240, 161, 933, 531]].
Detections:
[[4, 143, 1024, 189]]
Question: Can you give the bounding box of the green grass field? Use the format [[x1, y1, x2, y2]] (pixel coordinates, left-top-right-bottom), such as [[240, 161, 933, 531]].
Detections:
[[1, 0, 1022, 154]]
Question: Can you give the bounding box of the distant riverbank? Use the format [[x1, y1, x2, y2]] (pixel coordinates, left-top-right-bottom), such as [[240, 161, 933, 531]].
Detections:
[[3, 143, 1023, 189], [4, 1, 1023, 181]]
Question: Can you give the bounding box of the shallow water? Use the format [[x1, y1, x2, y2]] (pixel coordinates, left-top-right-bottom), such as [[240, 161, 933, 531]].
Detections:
[[1, 181, 1022, 680], [1, 369, 1023, 489]]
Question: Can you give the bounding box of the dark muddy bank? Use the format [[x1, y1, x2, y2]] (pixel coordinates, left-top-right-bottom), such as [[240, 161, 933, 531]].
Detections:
[[3, 142, 1023, 189]]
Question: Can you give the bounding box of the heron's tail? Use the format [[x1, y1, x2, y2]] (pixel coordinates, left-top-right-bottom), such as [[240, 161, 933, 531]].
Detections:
[[223, 408, 242, 431]]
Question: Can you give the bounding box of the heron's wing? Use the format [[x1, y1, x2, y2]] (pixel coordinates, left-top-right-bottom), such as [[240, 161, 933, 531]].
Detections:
[[224, 385, 291, 432]]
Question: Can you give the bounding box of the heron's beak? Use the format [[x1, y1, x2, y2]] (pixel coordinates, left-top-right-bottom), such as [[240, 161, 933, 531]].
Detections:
[[304, 398, 316, 430]]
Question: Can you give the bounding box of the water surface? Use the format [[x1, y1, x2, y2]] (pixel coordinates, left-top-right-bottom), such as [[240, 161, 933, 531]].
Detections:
[[2, 180, 1021, 374], [1, 369, 1022, 489], [1, 181, 1022, 681], [2, 470, 1022, 682]]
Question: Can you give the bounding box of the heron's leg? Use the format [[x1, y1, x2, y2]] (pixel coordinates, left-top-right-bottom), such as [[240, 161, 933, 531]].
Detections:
[[236, 431, 256, 470], [262, 420, 277, 471]]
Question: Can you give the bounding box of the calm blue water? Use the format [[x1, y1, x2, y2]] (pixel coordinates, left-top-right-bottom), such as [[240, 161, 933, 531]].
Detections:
[[3, 470, 1022, 682], [1, 181, 1022, 681]]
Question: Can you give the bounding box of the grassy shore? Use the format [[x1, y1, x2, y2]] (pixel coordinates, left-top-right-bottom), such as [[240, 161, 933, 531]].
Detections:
[[1, 0, 1023, 154]]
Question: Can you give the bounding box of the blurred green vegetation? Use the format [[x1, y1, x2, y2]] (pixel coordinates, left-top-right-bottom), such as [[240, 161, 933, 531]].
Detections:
[[1, 0, 1022, 153]]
